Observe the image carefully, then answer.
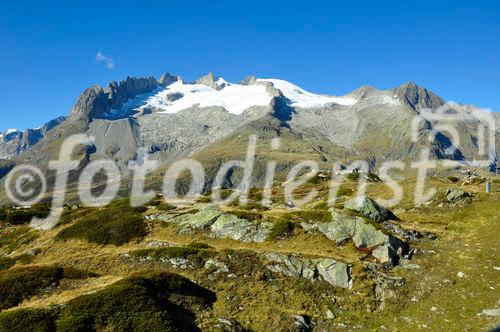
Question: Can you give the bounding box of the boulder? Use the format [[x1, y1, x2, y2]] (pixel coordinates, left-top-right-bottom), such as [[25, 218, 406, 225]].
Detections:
[[317, 211, 358, 244], [444, 188, 471, 202], [344, 196, 398, 222], [313, 258, 353, 289], [315, 209, 409, 264], [352, 222, 388, 249], [174, 205, 222, 230], [265, 253, 352, 289], [371, 236, 408, 264], [210, 214, 272, 243]]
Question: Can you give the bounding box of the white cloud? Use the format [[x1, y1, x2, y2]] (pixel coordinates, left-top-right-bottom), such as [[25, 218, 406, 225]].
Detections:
[[95, 51, 115, 69]]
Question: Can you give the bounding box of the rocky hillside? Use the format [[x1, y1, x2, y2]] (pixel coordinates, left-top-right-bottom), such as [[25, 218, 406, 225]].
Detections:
[[0, 170, 498, 331]]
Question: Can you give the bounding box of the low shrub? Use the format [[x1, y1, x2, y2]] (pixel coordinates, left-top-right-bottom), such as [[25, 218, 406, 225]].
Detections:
[[157, 203, 176, 212], [0, 266, 64, 310], [346, 172, 360, 181], [56, 272, 216, 331], [56, 205, 147, 246], [282, 210, 332, 223], [228, 199, 270, 211], [447, 176, 460, 183], [0, 208, 6, 221], [0, 257, 15, 271], [229, 210, 262, 222], [4, 204, 50, 225], [269, 219, 296, 240], [366, 172, 382, 182], [59, 207, 93, 226], [0, 308, 58, 332]]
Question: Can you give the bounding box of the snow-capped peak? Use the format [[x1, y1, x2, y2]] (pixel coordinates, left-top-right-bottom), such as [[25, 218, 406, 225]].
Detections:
[[108, 76, 358, 116], [257, 78, 357, 108]]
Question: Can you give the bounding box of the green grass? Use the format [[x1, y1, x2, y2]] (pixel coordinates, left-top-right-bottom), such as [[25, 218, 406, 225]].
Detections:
[[130, 245, 214, 261], [187, 242, 213, 250], [337, 187, 354, 197], [56, 205, 147, 246], [61, 267, 99, 280]]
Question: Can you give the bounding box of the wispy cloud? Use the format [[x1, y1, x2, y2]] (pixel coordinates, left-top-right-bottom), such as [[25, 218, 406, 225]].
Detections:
[[95, 51, 115, 69]]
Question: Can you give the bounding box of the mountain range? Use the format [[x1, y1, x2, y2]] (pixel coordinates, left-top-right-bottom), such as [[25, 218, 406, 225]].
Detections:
[[0, 72, 498, 200]]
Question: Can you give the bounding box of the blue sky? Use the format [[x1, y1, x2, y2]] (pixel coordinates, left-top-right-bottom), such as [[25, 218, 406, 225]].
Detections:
[[0, 0, 499, 130]]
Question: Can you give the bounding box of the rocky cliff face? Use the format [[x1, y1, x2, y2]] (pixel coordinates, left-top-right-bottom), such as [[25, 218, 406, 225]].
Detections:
[[68, 76, 160, 124]]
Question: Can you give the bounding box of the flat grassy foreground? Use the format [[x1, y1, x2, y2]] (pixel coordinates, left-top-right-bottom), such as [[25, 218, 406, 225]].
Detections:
[[0, 172, 498, 331]]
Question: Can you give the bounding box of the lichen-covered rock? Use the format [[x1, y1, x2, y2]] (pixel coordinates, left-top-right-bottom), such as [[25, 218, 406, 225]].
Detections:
[[210, 214, 272, 243], [352, 222, 388, 248], [317, 211, 358, 244], [313, 209, 409, 264], [344, 196, 397, 222], [265, 253, 352, 289], [314, 258, 353, 289], [174, 205, 222, 230], [444, 188, 471, 202]]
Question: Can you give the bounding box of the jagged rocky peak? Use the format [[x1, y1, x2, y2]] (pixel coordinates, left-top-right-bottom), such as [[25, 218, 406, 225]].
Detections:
[[239, 76, 258, 86], [159, 72, 181, 86], [194, 72, 227, 90], [68, 76, 160, 123], [68, 84, 109, 122], [105, 76, 158, 109], [393, 81, 445, 110], [195, 72, 216, 86]]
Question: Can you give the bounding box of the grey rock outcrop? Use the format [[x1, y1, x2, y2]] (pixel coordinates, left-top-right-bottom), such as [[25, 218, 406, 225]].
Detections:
[[210, 214, 272, 243], [164, 205, 272, 242], [314, 210, 409, 264], [444, 188, 471, 202], [344, 196, 398, 222], [265, 253, 353, 289], [194, 72, 226, 90]]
